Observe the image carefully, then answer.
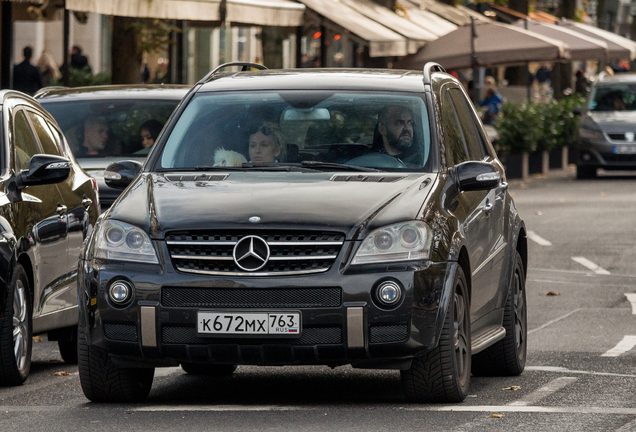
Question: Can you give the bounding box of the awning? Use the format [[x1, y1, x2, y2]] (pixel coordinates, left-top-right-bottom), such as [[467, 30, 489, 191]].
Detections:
[[298, 0, 409, 57], [513, 19, 608, 61], [338, 0, 437, 53], [406, 0, 474, 26], [65, 0, 306, 26], [528, 11, 559, 24], [398, 0, 457, 38], [556, 19, 636, 60], [395, 20, 570, 70]]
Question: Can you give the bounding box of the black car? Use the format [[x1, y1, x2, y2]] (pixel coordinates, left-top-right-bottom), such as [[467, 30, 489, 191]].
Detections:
[[77, 64, 528, 403], [0, 90, 99, 386], [576, 73, 636, 179], [35, 85, 189, 209]]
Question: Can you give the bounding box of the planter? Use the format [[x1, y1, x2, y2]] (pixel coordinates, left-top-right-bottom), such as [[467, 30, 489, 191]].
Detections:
[[528, 151, 543, 175], [502, 153, 524, 179], [549, 148, 563, 169]]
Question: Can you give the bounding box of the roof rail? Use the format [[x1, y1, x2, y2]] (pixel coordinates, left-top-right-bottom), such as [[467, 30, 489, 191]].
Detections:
[[423, 62, 446, 85], [198, 62, 268, 84]]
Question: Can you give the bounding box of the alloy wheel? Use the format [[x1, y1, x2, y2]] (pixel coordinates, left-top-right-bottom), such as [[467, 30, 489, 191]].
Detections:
[[12, 280, 28, 372], [453, 289, 470, 382]]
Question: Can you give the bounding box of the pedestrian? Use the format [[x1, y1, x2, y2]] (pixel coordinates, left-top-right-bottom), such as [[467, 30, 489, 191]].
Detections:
[[37, 49, 61, 87], [575, 69, 588, 97], [13, 46, 43, 95], [479, 87, 503, 126], [535, 63, 551, 103], [153, 58, 170, 84], [70, 45, 91, 72]]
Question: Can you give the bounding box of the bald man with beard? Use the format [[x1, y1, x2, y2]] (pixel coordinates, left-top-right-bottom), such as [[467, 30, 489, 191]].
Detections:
[[375, 105, 421, 166]]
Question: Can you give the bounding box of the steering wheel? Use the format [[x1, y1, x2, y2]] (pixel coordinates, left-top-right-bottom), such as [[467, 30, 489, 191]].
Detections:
[[346, 153, 407, 169]]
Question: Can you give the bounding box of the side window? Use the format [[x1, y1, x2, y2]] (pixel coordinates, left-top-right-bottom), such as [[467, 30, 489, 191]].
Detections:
[[441, 91, 468, 166], [27, 112, 63, 156], [449, 88, 486, 161], [13, 111, 40, 171]]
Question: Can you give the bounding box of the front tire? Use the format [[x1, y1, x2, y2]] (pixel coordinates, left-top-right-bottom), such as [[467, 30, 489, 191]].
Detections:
[[78, 319, 154, 402], [401, 265, 471, 403], [472, 250, 527, 376], [0, 264, 32, 386], [576, 165, 597, 179]]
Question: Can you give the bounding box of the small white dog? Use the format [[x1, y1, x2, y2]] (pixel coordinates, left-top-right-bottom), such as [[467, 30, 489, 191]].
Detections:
[[213, 148, 248, 167]]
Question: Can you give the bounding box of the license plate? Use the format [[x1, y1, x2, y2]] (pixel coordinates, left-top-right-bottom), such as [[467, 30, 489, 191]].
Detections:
[[197, 311, 301, 336], [613, 145, 636, 154]]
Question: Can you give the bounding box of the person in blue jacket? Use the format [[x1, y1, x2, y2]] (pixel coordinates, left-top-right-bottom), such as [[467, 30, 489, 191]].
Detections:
[[479, 87, 503, 126]]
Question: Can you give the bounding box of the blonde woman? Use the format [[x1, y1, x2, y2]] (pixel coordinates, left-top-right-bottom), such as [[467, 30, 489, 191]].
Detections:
[[37, 49, 61, 87]]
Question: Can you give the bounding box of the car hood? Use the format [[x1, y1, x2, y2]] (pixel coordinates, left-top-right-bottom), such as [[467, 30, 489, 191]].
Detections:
[[588, 111, 636, 132], [108, 171, 437, 240]]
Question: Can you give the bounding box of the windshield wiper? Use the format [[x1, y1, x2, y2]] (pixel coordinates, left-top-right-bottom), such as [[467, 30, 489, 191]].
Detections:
[[299, 161, 383, 172]]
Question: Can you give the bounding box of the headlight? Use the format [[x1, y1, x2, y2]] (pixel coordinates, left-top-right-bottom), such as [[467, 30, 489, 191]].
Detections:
[[579, 128, 603, 141], [351, 221, 432, 265], [93, 220, 158, 263]]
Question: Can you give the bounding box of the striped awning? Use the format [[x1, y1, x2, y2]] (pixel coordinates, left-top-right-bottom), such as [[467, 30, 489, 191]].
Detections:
[[65, 0, 305, 26]]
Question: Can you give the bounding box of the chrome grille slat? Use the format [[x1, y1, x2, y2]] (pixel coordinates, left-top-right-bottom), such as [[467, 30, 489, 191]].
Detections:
[[166, 230, 345, 276]]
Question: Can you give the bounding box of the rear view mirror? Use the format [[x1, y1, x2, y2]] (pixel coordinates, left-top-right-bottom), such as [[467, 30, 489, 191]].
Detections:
[[16, 154, 71, 190], [283, 107, 331, 121], [456, 161, 501, 191], [104, 160, 143, 189]]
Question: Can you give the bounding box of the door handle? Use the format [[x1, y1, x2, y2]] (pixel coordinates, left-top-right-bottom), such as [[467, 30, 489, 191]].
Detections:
[[483, 202, 494, 214], [56, 204, 67, 217], [82, 198, 92, 210]]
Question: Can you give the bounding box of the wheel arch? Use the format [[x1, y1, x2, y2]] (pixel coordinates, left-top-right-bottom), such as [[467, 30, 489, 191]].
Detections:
[[17, 253, 34, 300], [516, 225, 528, 278]]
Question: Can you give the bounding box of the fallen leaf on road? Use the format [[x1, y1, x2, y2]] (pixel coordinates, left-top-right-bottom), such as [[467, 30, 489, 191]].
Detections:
[[491, 414, 505, 418], [32, 336, 43, 342], [559, 198, 565, 202], [53, 372, 70, 376], [600, 192, 608, 197], [535, 211, 542, 216], [501, 386, 521, 391], [534, 174, 547, 179], [545, 292, 560, 296]]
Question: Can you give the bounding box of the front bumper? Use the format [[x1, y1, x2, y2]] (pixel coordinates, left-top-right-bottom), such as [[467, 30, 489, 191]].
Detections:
[[78, 256, 451, 370], [578, 138, 636, 170]]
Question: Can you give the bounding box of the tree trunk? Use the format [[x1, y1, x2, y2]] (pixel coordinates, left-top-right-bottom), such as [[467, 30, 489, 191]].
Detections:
[[597, 0, 606, 29], [261, 26, 285, 69], [506, 0, 529, 87], [111, 17, 141, 84]]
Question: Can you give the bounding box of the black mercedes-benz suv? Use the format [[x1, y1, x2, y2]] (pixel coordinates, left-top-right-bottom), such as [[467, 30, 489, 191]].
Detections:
[[77, 63, 528, 403]]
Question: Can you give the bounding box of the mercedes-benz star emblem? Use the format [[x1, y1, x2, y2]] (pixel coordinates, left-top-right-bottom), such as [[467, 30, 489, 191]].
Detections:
[[233, 235, 270, 271], [249, 216, 261, 223]]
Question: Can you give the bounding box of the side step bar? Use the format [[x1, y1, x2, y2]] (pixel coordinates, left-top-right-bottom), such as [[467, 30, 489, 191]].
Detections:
[[471, 326, 506, 355]]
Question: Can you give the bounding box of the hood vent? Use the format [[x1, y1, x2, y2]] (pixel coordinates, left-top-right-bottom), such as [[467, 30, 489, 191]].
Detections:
[[330, 174, 405, 183], [165, 174, 228, 182]]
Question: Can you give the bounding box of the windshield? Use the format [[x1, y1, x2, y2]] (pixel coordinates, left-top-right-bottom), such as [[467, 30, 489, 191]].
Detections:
[[159, 91, 431, 171], [41, 99, 180, 159], [589, 84, 636, 111]]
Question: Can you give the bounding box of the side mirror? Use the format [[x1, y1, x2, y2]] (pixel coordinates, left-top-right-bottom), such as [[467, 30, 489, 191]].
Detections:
[[16, 154, 71, 190], [456, 161, 501, 191], [572, 106, 582, 115], [104, 160, 143, 189]]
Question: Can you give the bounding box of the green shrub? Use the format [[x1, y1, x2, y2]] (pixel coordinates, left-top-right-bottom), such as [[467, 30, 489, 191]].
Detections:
[[496, 95, 585, 155], [68, 67, 111, 87]]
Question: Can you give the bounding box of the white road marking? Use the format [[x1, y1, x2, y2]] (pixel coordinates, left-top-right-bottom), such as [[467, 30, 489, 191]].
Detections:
[[528, 309, 581, 334], [571, 257, 610, 275], [625, 293, 636, 315], [526, 365, 636, 378], [508, 377, 577, 406], [154, 367, 182, 378], [601, 335, 636, 357], [527, 231, 552, 246], [404, 406, 636, 415]]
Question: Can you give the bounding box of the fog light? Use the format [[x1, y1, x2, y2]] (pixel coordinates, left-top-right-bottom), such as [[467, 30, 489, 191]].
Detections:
[[377, 281, 402, 306], [109, 281, 132, 305]]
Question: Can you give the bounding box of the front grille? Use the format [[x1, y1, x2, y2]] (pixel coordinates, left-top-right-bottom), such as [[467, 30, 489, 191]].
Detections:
[[369, 324, 408, 344], [162, 287, 342, 308], [162, 326, 342, 345], [166, 230, 345, 276], [608, 133, 627, 141], [103, 323, 138, 342]]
